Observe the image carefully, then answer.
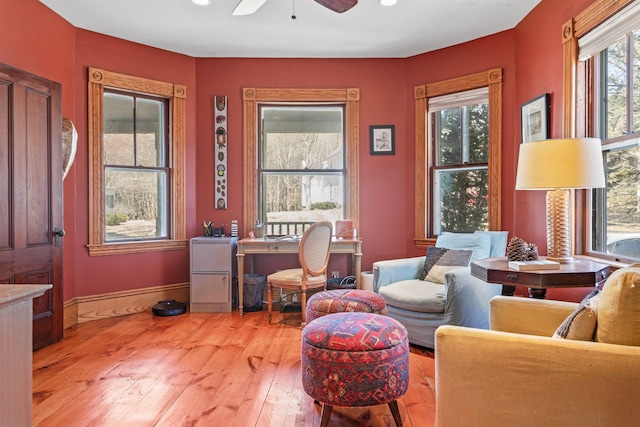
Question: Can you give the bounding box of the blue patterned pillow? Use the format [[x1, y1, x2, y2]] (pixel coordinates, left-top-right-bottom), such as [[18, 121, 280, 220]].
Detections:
[[420, 246, 473, 283]]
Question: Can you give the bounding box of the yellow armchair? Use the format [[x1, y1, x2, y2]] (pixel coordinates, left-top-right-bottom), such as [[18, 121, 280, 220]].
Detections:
[[435, 296, 640, 427]]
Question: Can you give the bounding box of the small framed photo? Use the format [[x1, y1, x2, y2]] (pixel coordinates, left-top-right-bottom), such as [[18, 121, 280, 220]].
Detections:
[[521, 94, 550, 143], [370, 125, 395, 155]]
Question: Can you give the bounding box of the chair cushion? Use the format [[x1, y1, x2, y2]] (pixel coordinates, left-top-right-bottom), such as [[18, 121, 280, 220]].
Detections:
[[552, 289, 600, 341], [436, 232, 491, 261], [378, 279, 445, 313], [596, 265, 640, 346], [419, 246, 472, 283], [267, 268, 326, 286]]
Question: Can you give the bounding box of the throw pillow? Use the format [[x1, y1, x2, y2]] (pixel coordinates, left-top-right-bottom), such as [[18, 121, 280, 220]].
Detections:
[[595, 264, 640, 346], [435, 232, 491, 261], [420, 246, 473, 284], [474, 230, 509, 257], [552, 289, 600, 341]]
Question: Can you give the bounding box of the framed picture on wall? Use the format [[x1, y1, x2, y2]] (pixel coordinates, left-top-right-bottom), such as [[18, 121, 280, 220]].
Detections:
[[521, 93, 550, 143], [370, 125, 395, 155]]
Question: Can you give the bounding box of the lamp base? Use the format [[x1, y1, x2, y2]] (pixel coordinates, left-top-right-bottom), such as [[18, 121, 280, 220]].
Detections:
[[546, 255, 574, 264], [546, 189, 572, 262]]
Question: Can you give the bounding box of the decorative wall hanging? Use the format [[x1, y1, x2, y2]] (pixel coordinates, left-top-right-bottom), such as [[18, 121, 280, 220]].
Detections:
[[62, 118, 78, 180], [214, 96, 228, 209], [521, 93, 550, 143], [370, 124, 395, 155]]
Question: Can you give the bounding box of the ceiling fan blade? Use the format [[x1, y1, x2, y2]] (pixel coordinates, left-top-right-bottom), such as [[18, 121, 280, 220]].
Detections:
[[232, 0, 268, 16], [313, 0, 358, 13]]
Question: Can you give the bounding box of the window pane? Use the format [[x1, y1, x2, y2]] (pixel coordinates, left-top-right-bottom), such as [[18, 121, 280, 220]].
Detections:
[[263, 173, 343, 233], [634, 30, 640, 132], [468, 103, 489, 163], [436, 108, 462, 166], [104, 93, 134, 166], [593, 143, 640, 258], [136, 98, 165, 167], [434, 167, 488, 234], [105, 168, 168, 241], [262, 106, 343, 170], [605, 37, 628, 138]]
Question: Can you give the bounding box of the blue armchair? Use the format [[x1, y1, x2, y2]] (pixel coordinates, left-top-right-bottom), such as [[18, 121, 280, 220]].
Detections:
[[372, 231, 507, 348]]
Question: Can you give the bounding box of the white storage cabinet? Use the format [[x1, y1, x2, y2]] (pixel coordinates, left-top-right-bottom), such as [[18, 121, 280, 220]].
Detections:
[[190, 236, 238, 312]]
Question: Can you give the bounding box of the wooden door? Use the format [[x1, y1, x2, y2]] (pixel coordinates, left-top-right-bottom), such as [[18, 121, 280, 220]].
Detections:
[[0, 62, 63, 350]]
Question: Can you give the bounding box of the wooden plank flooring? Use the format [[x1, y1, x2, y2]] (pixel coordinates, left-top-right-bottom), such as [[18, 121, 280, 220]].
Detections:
[[32, 309, 436, 426]]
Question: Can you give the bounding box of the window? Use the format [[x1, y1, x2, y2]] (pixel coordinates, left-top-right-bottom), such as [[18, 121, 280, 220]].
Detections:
[[87, 67, 187, 256], [564, 0, 640, 262], [430, 88, 489, 234], [242, 88, 359, 237], [258, 104, 346, 235], [103, 91, 169, 242], [413, 69, 503, 248]]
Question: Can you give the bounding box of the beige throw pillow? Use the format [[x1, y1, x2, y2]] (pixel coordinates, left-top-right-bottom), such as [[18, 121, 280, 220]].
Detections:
[[419, 246, 472, 284], [595, 265, 640, 346], [552, 289, 600, 341]]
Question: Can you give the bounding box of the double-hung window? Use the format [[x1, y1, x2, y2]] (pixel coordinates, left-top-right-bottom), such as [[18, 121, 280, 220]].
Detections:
[[413, 69, 502, 247], [258, 104, 346, 235], [87, 67, 187, 256], [241, 88, 360, 237], [430, 88, 489, 234], [571, 2, 640, 261]]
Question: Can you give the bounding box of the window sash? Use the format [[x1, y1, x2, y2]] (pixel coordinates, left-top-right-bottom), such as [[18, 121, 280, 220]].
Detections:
[[578, 0, 640, 60]]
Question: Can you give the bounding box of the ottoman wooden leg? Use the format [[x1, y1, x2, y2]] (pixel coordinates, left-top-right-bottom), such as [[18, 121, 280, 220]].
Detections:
[[320, 404, 333, 427], [389, 400, 403, 427]]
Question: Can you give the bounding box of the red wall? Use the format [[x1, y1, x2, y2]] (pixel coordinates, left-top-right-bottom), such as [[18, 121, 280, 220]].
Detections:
[[1, 0, 601, 303]]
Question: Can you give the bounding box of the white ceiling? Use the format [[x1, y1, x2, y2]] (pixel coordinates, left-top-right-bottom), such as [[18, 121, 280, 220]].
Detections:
[[39, 0, 541, 58]]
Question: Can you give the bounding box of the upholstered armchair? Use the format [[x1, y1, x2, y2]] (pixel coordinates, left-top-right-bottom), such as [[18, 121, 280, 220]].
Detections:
[[435, 265, 640, 426], [372, 231, 507, 348]]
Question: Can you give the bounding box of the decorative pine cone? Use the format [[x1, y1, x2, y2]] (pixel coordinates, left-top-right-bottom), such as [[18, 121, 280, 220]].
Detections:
[[507, 237, 539, 261]]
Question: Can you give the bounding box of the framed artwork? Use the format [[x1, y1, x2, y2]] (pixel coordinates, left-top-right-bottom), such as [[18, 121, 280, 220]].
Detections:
[[370, 125, 395, 155], [521, 93, 550, 143]]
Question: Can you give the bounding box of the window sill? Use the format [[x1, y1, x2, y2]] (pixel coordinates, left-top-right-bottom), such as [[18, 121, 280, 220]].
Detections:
[[87, 239, 188, 256]]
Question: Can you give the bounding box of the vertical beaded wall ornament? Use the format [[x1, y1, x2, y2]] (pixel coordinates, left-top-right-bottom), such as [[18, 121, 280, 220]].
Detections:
[[214, 96, 228, 209]]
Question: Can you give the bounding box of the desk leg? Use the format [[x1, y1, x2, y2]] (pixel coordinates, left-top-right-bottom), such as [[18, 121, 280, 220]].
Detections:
[[237, 252, 244, 315], [354, 241, 362, 286], [529, 288, 547, 299], [501, 285, 515, 296]]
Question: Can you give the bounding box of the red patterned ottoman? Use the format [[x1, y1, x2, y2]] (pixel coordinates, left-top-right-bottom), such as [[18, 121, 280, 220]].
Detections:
[[301, 312, 409, 427], [305, 289, 387, 324]]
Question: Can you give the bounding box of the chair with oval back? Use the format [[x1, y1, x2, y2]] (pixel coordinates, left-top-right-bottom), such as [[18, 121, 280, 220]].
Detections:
[[267, 221, 333, 326]]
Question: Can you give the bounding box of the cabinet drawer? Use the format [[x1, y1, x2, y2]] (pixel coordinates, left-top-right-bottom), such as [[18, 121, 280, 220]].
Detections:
[[192, 243, 230, 272], [191, 274, 229, 303]]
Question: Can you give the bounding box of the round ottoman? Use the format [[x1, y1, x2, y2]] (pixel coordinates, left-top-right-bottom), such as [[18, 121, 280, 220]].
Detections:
[[301, 312, 409, 427], [305, 289, 387, 324]]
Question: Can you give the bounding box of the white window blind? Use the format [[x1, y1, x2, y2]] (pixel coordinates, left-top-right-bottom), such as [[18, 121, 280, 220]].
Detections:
[[578, 0, 640, 60], [428, 87, 488, 112]]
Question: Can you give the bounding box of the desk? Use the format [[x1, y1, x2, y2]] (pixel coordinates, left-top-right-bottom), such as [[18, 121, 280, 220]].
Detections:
[[236, 237, 362, 315], [471, 257, 610, 298]]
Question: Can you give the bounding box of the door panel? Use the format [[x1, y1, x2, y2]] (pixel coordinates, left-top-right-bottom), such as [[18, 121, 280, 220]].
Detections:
[[0, 62, 63, 350]]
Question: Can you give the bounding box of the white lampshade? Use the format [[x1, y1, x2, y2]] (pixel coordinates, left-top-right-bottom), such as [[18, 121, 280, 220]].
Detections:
[[516, 138, 605, 190], [515, 138, 605, 263]]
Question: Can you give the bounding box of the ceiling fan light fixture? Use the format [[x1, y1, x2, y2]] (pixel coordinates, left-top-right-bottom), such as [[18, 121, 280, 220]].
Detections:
[[190, 0, 210, 5], [379, 0, 397, 6], [232, 0, 269, 15]]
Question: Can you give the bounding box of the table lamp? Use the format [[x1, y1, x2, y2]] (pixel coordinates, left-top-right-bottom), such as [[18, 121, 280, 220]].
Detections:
[[515, 138, 605, 263]]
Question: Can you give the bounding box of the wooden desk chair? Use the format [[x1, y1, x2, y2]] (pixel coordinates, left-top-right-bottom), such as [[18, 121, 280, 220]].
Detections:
[[267, 221, 333, 326]]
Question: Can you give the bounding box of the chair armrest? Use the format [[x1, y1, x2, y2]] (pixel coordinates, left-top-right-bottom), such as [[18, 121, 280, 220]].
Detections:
[[442, 267, 502, 329], [490, 295, 578, 336], [372, 256, 425, 292], [435, 325, 640, 427]]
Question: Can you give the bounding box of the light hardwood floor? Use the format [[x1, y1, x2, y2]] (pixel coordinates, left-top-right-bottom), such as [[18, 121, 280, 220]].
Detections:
[[32, 309, 436, 426]]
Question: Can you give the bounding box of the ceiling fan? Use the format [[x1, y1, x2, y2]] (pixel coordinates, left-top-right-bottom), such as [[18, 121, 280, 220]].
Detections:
[[232, 0, 358, 16]]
